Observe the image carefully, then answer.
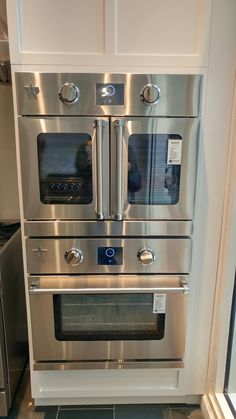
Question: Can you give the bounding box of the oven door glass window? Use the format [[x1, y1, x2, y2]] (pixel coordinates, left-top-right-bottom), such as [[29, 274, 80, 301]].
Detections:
[[53, 294, 164, 341], [128, 134, 182, 205], [37, 133, 92, 204]]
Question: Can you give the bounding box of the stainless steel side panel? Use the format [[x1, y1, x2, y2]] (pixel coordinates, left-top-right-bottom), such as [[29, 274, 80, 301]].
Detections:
[[18, 117, 109, 220], [26, 238, 192, 274], [28, 275, 188, 362], [15, 73, 202, 117], [0, 390, 9, 417], [24, 220, 193, 237], [111, 117, 199, 220]]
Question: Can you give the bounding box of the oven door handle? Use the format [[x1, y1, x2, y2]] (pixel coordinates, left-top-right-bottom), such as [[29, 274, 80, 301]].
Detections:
[[95, 119, 104, 220], [29, 284, 189, 295], [114, 119, 124, 220]]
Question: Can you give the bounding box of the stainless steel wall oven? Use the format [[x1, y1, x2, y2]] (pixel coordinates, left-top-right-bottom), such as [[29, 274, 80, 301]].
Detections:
[[15, 73, 202, 371], [16, 73, 201, 222]]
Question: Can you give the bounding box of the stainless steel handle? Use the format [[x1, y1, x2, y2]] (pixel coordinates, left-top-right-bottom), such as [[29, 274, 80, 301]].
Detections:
[[94, 119, 104, 220], [29, 285, 189, 295], [114, 119, 124, 220]]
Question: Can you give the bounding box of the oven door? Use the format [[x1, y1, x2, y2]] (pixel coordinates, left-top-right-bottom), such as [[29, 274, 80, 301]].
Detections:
[[29, 275, 189, 367], [111, 117, 199, 220], [19, 117, 109, 220]]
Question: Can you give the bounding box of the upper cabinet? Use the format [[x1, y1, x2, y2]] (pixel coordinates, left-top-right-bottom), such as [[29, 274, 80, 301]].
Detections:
[[7, 0, 212, 67]]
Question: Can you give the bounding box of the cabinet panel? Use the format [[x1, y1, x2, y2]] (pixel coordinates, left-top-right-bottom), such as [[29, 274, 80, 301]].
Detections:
[[18, 0, 105, 54], [115, 0, 204, 56], [6, 0, 212, 66]]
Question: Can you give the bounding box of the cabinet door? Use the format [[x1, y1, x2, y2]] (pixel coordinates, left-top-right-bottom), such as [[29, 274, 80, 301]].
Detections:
[[7, 0, 212, 67], [114, 0, 212, 66]]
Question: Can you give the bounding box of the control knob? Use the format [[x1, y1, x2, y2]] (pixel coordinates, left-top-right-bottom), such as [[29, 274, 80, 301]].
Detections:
[[59, 83, 80, 105], [137, 248, 155, 265], [141, 84, 161, 105], [64, 248, 83, 266]]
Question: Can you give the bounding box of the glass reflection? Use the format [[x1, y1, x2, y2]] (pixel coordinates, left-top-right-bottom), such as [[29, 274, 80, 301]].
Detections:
[[128, 134, 181, 205], [37, 133, 93, 204]]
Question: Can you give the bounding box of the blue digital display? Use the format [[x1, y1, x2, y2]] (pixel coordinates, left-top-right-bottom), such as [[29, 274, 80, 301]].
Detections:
[[98, 247, 123, 265]]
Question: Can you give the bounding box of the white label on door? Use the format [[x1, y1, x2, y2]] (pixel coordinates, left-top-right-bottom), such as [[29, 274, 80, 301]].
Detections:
[[167, 139, 182, 165], [153, 293, 166, 314]]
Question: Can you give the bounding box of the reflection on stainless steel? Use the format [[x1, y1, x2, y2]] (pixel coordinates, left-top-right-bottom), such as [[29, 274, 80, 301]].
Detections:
[[110, 117, 199, 221], [0, 227, 28, 416], [26, 237, 192, 274], [140, 84, 161, 105], [95, 118, 105, 219], [24, 220, 193, 237], [19, 117, 110, 220], [28, 275, 188, 363], [114, 119, 124, 220], [28, 275, 189, 294], [33, 360, 184, 371], [16, 73, 201, 222], [15, 72, 201, 371], [16, 73, 201, 117]]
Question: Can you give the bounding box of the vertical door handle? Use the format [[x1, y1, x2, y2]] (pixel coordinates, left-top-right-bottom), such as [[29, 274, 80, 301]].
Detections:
[[114, 119, 124, 220], [94, 119, 104, 220]]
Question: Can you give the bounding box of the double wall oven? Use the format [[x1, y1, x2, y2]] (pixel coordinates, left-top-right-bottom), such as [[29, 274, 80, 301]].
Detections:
[[16, 73, 202, 370]]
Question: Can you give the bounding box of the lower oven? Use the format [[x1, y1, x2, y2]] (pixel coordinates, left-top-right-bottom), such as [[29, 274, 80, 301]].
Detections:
[[29, 275, 189, 370], [26, 235, 191, 369]]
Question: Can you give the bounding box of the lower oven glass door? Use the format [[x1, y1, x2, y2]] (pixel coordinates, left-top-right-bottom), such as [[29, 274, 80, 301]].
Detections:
[[29, 275, 188, 363]]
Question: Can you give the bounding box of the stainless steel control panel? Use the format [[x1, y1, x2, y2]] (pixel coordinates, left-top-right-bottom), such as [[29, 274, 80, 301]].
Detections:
[[26, 237, 192, 274]]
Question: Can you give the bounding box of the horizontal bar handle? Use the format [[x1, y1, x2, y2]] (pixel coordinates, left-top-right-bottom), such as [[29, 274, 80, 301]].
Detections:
[[29, 285, 189, 295]]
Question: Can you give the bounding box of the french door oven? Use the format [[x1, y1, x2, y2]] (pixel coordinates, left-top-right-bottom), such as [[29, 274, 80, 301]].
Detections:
[[19, 115, 199, 221]]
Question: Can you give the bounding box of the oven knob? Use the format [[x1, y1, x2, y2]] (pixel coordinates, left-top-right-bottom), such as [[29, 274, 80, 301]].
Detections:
[[59, 83, 80, 105], [64, 248, 83, 266], [137, 248, 155, 265], [141, 84, 161, 105]]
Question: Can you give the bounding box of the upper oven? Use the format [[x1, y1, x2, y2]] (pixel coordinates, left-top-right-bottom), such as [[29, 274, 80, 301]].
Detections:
[[16, 73, 202, 221]]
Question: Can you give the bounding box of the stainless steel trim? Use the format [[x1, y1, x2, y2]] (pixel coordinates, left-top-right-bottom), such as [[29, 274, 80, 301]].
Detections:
[[24, 220, 193, 237], [16, 73, 202, 117], [33, 360, 184, 370], [114, 119, 124, 220], [95, 118, 104, 219], [26, 237, 192, 274]]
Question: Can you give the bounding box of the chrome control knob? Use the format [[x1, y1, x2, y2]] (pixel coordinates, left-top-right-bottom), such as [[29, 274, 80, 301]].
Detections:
[[141, 84, 161, 105], [137, 248, 155, 265], [64, 248, 83, 266], [59, 83, 80, 105]]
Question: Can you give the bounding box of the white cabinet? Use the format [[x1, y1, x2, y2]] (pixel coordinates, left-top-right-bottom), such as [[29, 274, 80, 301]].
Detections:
[[7, 0, 212, 67]]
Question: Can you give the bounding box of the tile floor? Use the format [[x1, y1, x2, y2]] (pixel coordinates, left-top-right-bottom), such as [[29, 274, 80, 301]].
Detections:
[[3, 369, 204, 419]]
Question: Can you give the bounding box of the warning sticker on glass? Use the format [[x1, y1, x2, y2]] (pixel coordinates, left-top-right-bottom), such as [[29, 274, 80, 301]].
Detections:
[[167, 139, 182, 165], [153, 293, 166, 314]]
